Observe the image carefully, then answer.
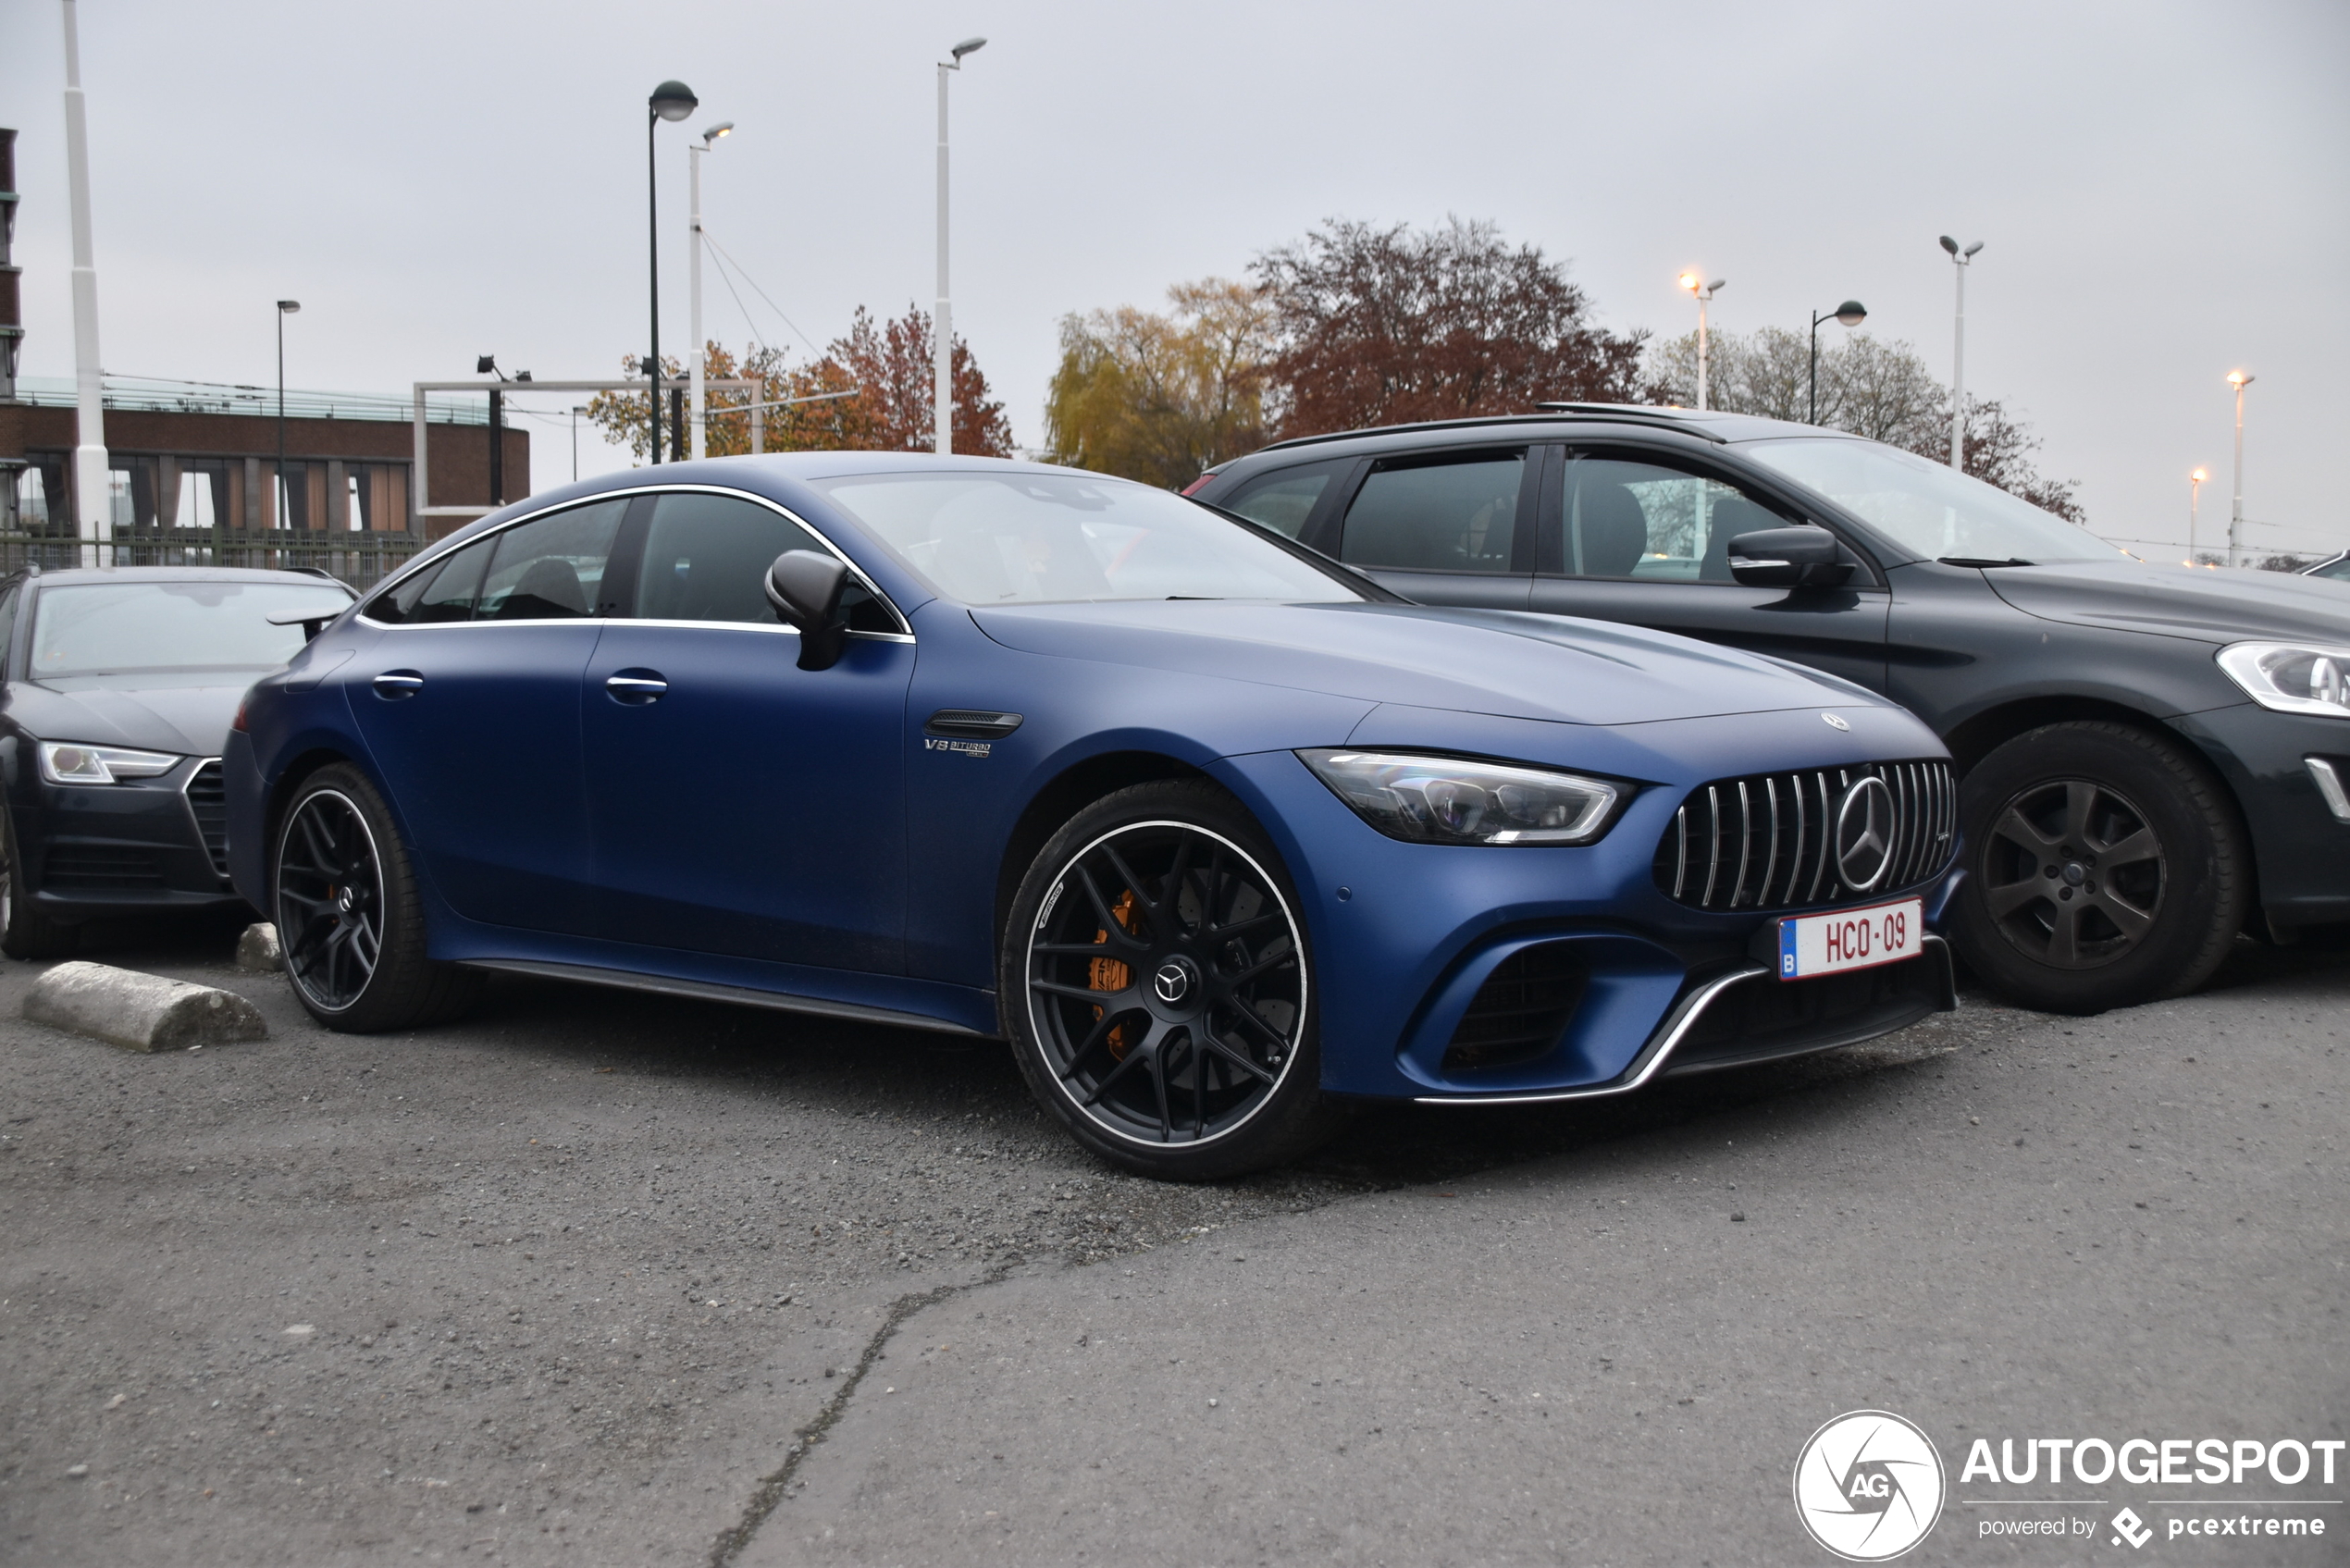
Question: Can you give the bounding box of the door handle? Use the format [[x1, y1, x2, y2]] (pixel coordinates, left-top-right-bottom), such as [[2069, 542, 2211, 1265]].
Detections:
[[372, 671, 424, 699], [604, 671, 669, 705]]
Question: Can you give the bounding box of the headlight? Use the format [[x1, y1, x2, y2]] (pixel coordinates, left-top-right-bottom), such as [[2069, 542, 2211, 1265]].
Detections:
[[1298, 749, 1624, 846], [2217, 642, 2350, 719], [38, 741, 182, 785]]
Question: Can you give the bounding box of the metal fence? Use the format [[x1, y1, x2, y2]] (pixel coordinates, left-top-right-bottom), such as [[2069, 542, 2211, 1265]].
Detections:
[[0, 529, 424, 593]]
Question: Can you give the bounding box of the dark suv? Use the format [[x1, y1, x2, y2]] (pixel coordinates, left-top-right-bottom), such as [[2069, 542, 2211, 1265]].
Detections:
[[1189, 407, 2350, 1014]]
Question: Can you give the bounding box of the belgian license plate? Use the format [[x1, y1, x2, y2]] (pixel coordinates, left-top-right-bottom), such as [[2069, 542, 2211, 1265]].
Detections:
[[1775, 898, 1923, 980]]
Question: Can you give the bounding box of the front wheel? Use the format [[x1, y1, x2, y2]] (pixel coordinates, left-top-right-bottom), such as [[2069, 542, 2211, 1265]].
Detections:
[[1001, 780, 1340, 1180], [1950, 721, 2248, 1014], [274, 763, 477, 1031], [0, 807, 80, 960]]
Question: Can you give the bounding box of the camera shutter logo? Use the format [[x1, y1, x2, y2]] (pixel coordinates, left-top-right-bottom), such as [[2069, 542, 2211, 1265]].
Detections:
[[1835, 776, 1896, 892], [1793, 1410, 1946, 1561]]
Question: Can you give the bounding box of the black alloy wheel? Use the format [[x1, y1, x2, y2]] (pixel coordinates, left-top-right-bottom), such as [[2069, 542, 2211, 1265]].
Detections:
[[1952, 722, 2247, 1015], [1004, 780, 1340, 1180], [273, 763, 477, 1031], [0, 805, 80, 960]]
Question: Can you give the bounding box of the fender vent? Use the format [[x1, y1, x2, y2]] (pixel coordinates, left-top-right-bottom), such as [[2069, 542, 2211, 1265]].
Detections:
[[1442, 943, 1588, 1072]]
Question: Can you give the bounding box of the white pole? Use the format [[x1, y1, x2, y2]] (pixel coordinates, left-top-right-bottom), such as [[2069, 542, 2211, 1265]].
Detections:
[[688, 141, 705, 461], [2188, 474, 2200, 563], [2229, 375, 2253, 570], [60, 0, 108, 566], [1948, 257, 1966, 471], [934, 60, 953, 455], [1696, 290, 1709, 413]]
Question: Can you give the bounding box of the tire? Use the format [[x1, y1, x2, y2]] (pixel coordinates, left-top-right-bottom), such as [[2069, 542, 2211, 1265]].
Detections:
[[999, 779, 1342, 1180], [274, 763, 478, 1031], [0, 807, 81, 960], [1950, 722, 2248, 1014]]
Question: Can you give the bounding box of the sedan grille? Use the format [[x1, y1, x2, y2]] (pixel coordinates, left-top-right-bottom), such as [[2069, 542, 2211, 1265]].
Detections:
[[1653, 760, 1955, 911], [183, 759, 229, 878]]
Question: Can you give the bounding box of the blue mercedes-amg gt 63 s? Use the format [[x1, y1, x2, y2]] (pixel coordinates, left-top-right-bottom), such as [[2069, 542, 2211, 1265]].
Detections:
[[226, 454, 1960, 1178]]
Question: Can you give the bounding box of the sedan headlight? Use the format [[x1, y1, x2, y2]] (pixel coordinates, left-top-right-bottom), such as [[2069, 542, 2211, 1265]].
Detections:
[[38, 741, 182, 785], [1298, 749, 1624, 846], [2217, 641, 2350, 719]]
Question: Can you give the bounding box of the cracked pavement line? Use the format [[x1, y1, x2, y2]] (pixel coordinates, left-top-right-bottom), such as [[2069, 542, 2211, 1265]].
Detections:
[[709, 1262, 1020, 1565]]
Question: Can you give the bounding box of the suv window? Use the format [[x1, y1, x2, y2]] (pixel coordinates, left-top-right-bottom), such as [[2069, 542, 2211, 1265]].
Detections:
[[1218, 461, 1348, 539], [1339, 451, 1526, 574], [1558, 455, 1790, 582], [632, 491, 898, 633]]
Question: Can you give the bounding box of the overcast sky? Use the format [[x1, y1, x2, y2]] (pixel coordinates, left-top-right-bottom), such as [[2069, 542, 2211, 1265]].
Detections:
[[4, 0, 2344, 557]]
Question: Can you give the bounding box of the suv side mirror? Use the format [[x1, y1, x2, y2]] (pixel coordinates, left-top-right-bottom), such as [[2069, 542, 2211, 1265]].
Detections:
[[765, 549, 850, 671], [1726, 526, 1853, 589]]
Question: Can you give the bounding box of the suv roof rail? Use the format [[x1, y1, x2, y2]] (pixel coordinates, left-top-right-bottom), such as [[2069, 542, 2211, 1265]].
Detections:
[[1257, 404, 1726, 452]]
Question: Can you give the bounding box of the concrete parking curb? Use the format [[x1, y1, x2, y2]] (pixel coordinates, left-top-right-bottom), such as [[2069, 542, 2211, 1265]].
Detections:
[[23, 961, 268, 1053], [236, 922, 284, 972]]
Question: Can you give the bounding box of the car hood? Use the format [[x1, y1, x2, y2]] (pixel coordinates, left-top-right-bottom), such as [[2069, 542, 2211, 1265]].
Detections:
[[7, 673, 253, 757], [970, 600, 1893, 726], [1982, 559, 2350, 645]]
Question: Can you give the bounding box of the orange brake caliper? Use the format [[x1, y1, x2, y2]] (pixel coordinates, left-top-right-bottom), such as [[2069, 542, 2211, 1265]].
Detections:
[[1089, 888, 1138, 1058]]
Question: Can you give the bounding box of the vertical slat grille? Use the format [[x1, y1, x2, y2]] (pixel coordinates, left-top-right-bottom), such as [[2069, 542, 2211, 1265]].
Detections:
[[183, 759, 229, 878], [1651, 759, 1956, 911]]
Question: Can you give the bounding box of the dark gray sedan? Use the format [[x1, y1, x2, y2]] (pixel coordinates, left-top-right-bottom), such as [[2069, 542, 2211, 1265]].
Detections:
[[1189, 408, 2350, 1014], [0, 565, 352, 956]]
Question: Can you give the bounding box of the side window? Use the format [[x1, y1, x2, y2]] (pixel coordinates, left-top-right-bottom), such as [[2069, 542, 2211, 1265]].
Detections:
[[632, 492, 897, 633], [1338, 451, 1527, 574], [368, 537, 492, 624], [476, 500, 628, 620], [1559, 456, 1792, 583], [1219, 461, 1346, 540]]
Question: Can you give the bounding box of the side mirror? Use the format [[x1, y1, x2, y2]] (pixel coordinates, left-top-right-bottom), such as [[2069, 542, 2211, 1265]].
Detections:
[[765, 549, 850, 671], [1725, 526, 1853, 589]]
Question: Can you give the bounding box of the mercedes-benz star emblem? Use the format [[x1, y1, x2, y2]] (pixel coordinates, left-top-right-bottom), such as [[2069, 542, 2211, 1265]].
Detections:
[[1152, 959, 1194, 1006], [1822, 712, 1851, 732], [1835, 775, 1897, 891]]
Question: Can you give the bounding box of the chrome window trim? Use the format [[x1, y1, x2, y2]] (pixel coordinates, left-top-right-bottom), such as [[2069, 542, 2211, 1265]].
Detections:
[[355, 483, 914, 639]]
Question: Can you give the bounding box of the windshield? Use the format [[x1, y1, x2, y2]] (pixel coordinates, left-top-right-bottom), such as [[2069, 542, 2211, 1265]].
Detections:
[[31, 580, 349, 679], [1741, 437, 2123, 564], [810, 471, 1361, 606]]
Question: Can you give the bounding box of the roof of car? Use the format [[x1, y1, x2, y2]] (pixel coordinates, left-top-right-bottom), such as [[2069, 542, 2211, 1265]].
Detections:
[[14, 565, 352, 588], [1244, 404, 1856, 457]]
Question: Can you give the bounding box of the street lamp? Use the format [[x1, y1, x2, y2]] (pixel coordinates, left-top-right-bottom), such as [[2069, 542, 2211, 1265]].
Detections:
[[1677, 272, 1725, 411], [2227, 370, 2255, 569], [1939, 236, 1984, 468], [275, 300, 299, 528], [1807, 300, 1866, 426], [688, 120, 734, 462], [647, 79, 699, 465], [2188, 467, 2208, 565], [935, 35, 986, 454], [572, 405, 588, 482]]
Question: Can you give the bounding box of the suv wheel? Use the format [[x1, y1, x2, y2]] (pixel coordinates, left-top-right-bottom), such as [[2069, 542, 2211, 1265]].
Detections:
[[1952, 722, 2247, 1014], [0, 808, 80, 960], [275, 763, 477, 1031], [1000, 780, 1342, 1180]]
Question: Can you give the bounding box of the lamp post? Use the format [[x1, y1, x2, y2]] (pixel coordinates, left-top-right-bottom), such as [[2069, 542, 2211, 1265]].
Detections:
[[935, 36, 985, 455], [1807, 300, 1867, 426], [2227, 371, 2254, 569], [647, 80, 698, 465], [1938, 236, 1984, 468], [60, 0, 109, 564], [2188, 467, 2208, 565], [572, 405, 588, 482], [1677, 273, 1725, 411], [687, 120, 733, 462], [275, 300, 299, 528]]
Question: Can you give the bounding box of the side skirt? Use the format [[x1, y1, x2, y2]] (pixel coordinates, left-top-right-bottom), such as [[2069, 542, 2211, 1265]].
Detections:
[[458, 957, 994, 1039]]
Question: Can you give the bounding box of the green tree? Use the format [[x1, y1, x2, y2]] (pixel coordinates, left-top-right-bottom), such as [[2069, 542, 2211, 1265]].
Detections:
[[1043, 279, 1278, 487]]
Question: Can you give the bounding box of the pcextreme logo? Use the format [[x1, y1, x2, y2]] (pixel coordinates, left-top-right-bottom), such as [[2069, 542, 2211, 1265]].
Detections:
[[1795, 1410, 1948, 1561]]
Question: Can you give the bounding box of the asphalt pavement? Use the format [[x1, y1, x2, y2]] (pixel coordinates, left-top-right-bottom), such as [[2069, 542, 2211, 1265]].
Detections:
[[1, 919, 2343, 1567]]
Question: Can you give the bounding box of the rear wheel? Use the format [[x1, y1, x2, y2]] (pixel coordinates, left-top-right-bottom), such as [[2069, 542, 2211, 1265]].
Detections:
[[275, 763, 477, 1031], [0, 808, 81, 960], [1951, 722, 2246, 1014], [1001, 780, 1340, 1180]]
